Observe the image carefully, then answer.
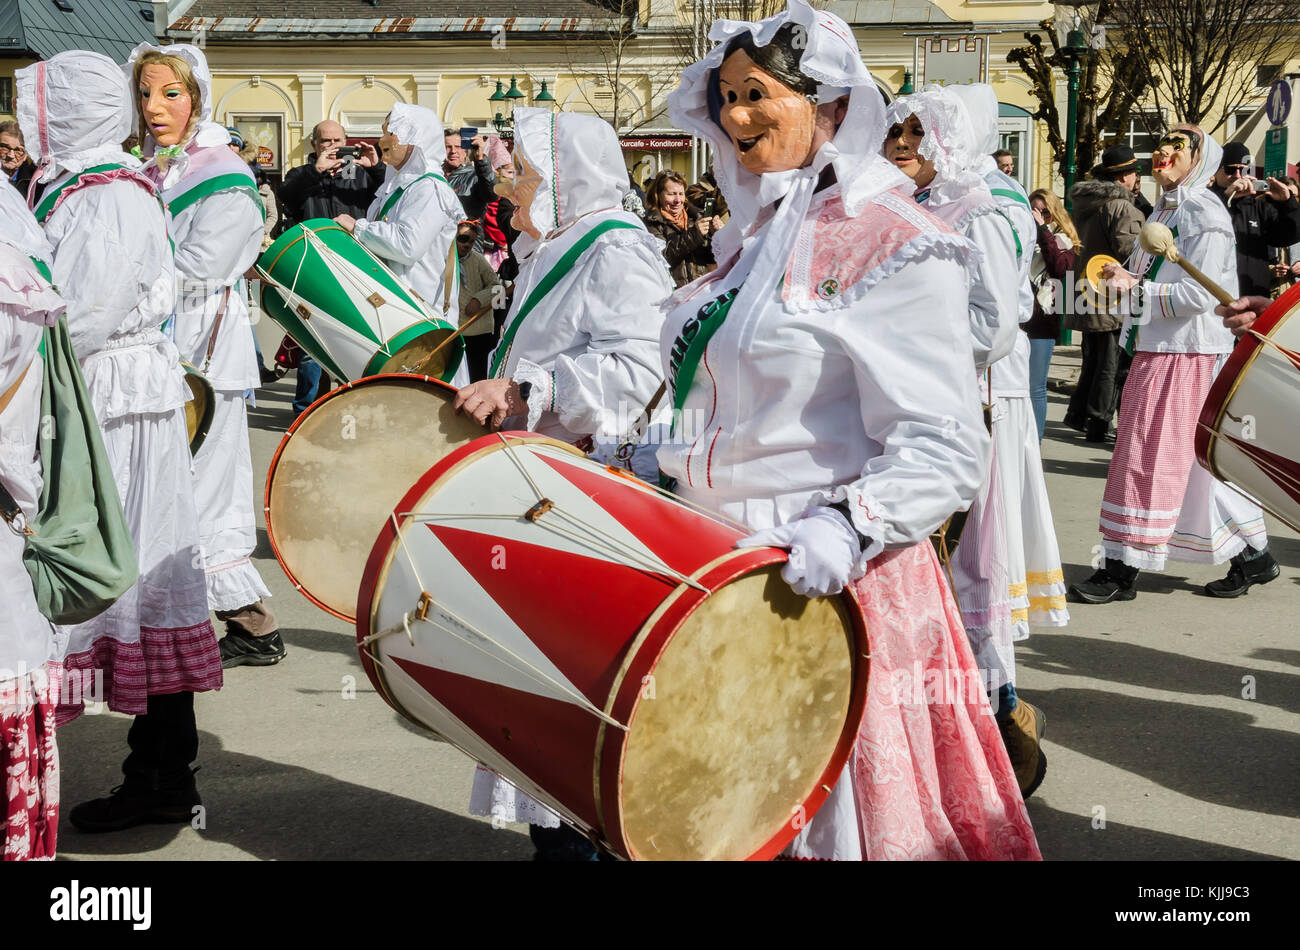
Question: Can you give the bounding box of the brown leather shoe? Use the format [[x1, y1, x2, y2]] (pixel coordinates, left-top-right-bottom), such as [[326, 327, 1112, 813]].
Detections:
[[999, 700, 1048, 799]]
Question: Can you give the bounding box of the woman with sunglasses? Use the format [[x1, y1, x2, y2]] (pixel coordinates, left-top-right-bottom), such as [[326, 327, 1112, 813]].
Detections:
[[1070, 126, 1278, 604]]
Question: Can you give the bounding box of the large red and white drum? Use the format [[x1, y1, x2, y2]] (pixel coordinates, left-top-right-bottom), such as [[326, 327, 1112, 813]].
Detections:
[[1197, 283, 1300, 533], [265, 373, 485, 620], [356, 433, 869, 860]]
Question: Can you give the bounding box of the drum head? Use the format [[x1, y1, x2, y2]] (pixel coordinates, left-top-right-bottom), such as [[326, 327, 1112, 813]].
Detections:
[[181, 363, 214, 455], [374, 327, 463, 381], [619, 565, 858, 861], [266, 374, 484, 620]]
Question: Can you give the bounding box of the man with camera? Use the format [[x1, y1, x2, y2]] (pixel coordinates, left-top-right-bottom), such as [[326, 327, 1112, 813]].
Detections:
[[1209, 141, 1300, 297], [276, 121, 384, 415], [442, 128, 497, 224]]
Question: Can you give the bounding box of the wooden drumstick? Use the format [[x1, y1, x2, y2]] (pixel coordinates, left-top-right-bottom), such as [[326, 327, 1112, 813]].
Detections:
[[1138, 222, 1237, 306]]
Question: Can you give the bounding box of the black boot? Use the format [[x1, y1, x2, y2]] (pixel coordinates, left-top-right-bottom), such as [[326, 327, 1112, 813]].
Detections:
[[1204, 549, 1280, 598], [69, 767, 201, 833], [1068, 558, 1139, 604]]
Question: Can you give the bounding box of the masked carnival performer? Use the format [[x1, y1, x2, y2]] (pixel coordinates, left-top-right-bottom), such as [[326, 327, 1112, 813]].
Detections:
[[126, 43, 281, 667], [883, 85, 1056, 797], [660, 1, 1039, 859], [953, 83, 1070, 787], [16, 51, 220, 830], [333, 103, 468, 385], [0, 185, 64, 860], [455, 108, 673, 859], [1068, 125, 1276, 603]]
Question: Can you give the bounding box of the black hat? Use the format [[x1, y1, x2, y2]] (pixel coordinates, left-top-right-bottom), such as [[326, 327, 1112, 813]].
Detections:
[[1091, 145, 1141, 180], [1221, 141, 1254, 170]]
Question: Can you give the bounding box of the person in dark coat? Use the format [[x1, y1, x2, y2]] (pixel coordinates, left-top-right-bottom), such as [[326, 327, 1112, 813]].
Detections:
[[277, 120, 384, 416], [643, 170, 721, 287], [1209, 141, 1300, 298], [1064, 145, 1147, 442]]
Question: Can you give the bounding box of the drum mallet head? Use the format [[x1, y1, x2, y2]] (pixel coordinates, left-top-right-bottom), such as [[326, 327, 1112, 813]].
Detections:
[[1139, 222, 1178, 261], [1137, 221, 1236, 306]]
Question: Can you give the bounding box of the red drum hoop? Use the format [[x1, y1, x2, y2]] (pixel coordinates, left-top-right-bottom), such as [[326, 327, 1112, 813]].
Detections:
[[1197, 282, 1300, 533]]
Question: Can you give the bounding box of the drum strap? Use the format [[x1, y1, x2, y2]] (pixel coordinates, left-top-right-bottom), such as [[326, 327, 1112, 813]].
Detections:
[[201, 287, 231, 375], [376, 172, 449, 223], [490, 219, 639, 379]]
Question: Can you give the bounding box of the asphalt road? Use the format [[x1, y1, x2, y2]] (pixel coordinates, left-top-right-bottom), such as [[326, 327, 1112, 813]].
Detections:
[[54, 341, 1300, 861]]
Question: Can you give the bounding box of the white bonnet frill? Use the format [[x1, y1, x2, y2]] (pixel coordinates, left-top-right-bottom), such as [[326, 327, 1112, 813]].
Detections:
[[667, 0, 910, 296], [15, 51, 137, 191], [509, 106, 633, 259], [945, 83, 1001, 178], [886, 84, 986, 208]]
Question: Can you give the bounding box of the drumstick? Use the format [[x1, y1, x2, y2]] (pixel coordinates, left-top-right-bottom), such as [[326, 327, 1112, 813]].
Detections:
[[1138, 222, 1237, 306], [409, 310, 482, 376]]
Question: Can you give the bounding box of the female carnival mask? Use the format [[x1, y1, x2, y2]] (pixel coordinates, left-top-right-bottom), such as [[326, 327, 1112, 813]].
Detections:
[[493, 152, 545, 239], [134, 53, 199, 166], [883, 113, 936, 187], [713, 24, 847, 176], [1151, 127, 1201, 189]]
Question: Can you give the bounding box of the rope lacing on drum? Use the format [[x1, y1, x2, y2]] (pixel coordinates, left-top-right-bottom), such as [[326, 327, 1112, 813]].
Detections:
[[360, 512, 629, 731], [492, 434, 708, 591]]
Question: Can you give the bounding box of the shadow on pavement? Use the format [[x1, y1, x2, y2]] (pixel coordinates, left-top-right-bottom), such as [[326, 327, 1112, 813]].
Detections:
[[1059, 561, 1204, 596], [279, 625, 362, 660], [1022, 687, 1300, 819], [1021, 634, 1300, 716], [1027, 799, 1284, 860], [57, 722, 531, 861]]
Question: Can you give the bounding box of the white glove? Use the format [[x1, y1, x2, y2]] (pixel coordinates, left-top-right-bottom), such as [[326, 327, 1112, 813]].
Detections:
[[739, 506, 863, 598]]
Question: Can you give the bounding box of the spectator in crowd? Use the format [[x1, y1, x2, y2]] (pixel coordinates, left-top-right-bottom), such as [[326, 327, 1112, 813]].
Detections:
[[623, 171, 646, 217], [1026, 189, 1080, 441], [443, 128, 497, 223], [1270, 176, 1300, 293], [994, 148, 1014, 176], [475, 135, 514, 258], [277, 121, 383, 415], [686, 167, 729, 222], [643, 170, 721, 287], [454, 220, 504, 382], [227, 128, 278, 249], [0, 120, 35, 195], [1209, 141, 1300, 298], [1064, 144, 1146, 443]]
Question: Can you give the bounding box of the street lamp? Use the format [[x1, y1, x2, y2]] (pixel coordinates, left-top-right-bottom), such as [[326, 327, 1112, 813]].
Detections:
[[1061, 27, 1090, 206], [898, 69, 913, 96]]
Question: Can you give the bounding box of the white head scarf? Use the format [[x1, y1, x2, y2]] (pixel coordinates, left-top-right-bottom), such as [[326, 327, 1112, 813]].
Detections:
[[668, 0, 908, 270], [946, 83, 1001, 177], [1131, 122, 1228, 279], [15, 51, 135, 190], [885, 84, 985, 207], [511, 106, 629, 241], [124, 42, 230, 170], [385, 102, 447, 185]]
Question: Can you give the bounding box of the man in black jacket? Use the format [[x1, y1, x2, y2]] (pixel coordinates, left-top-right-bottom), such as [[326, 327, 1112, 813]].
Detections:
[[279, 120, 383, 227], [1210, 141, 1300, 297], [277, 121, 383, 416], [442, 128, 497, 223]]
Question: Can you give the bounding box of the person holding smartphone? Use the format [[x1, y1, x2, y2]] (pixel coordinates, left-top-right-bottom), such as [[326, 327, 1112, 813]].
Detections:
[[442, 127, 497, 223], [1209, 141, 1300, 297]]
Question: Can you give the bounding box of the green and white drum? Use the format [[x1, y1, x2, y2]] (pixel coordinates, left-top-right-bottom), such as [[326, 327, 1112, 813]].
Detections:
[[256, 219, 463, 383]]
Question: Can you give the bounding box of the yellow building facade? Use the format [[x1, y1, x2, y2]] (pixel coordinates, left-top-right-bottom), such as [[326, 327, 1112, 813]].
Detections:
[[3, 1, 1296, 197]]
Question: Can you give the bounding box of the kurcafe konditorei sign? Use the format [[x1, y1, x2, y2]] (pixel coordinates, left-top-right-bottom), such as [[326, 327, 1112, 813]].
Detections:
[[620, 135, 692, 151]]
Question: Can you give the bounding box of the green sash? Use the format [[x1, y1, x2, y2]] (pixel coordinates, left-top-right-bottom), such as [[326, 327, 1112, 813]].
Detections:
[[32, 164, 125, 223], [666, 288, 739, 432], [167, 173, 264, 221], [1123, 224, 1180, 355], [489, 219, 639, 379], [991, 188, 1031, 259], [376, 172, 449, 222]]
